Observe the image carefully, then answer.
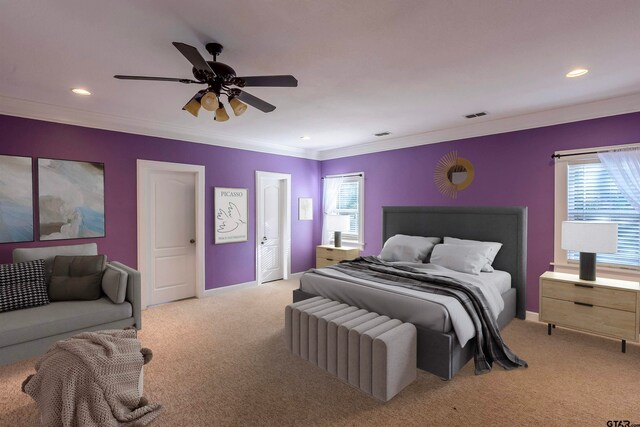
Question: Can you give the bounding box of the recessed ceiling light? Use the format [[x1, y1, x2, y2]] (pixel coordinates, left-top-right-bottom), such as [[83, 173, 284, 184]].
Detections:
[[565, 68, 589, 78], [71, 88, 91, 96], [300, 136, 311, 140]]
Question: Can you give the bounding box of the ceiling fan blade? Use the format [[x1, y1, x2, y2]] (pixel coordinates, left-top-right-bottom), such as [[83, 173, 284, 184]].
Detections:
[[172, 42, 215, 76], [236, 90, 276, 113], [114, 75, 203, 84], [235, 75, 298, 87]]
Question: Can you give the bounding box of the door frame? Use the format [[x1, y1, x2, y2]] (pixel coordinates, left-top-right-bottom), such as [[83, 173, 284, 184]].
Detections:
[[255, 171, 291, 285], [137, 160, 206, 309]]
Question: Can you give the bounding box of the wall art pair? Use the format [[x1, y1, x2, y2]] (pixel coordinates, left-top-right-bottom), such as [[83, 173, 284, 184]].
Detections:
[[0, 155, 105, 243]]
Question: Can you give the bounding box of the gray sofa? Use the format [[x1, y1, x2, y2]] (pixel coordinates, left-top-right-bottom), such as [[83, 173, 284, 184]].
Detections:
[[0, 243, 141, 366]]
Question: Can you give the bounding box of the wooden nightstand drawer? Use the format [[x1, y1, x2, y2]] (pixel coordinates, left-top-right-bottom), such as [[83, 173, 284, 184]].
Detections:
[[316, 245, 360, 268], [316, 246, 359, 261], [542, 280, 636, 312], [316, 257, 337, 269], [541, 297, 637, 340]]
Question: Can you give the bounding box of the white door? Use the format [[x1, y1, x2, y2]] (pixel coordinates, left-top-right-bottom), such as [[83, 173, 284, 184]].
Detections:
[[259, 177, 284, 283], [149, 170, 196, 305]]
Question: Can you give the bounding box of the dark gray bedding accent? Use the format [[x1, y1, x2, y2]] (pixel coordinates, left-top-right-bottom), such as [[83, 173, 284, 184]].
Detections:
[[382, 206, 527, 319], [327, 257, 527, 374]]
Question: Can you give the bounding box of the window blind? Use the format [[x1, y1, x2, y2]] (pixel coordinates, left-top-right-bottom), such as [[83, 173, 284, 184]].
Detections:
[[567, 162, 640, 268], [334, 180, 360, 240]]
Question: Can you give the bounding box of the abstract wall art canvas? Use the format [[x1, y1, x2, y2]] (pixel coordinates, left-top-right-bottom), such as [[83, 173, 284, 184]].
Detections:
[[38, 158, 105, 240], [0, 155, 34, 243], [214, 187, 248, 244]]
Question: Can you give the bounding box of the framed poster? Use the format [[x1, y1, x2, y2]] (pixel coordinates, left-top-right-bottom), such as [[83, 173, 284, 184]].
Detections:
[[298, 197, 313, 220], [214, 187, 248, 244], [38, 158, 105, 240], [0, 155, 34, 243]]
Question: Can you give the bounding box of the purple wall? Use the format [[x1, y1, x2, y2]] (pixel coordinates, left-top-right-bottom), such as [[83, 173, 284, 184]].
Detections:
[[321, 112, 640, 312], [2, 111, 639, 306], [0, 115, 321, 289]]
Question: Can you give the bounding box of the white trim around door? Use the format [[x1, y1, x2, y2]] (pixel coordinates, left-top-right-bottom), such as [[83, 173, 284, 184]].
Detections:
[[137, 159, 206, 309], [255, 171, 292, 285]]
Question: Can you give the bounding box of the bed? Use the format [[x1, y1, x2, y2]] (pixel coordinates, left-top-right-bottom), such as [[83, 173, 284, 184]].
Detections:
[[293, 206, 527, 380]]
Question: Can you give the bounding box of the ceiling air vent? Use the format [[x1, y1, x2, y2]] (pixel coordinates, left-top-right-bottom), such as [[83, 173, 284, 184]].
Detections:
[[464, 112, 487, 119], [374, 131, 391, 137]]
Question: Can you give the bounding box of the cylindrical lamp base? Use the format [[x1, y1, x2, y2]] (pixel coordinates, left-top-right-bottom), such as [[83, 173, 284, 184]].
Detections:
[[334, 231, 342, 248], [579, 252, 596, 281]]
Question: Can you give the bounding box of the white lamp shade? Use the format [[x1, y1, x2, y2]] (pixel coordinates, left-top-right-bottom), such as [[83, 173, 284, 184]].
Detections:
[[325, 215, 350, 232], [561, 221, 618, 253]]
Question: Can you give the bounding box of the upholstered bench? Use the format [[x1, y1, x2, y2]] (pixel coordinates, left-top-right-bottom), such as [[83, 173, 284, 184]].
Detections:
[[285, 298, 417, 402]]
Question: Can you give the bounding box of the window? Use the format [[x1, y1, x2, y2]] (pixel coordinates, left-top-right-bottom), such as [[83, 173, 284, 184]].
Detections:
[[567, 162, 639, 268], [555, 147, 640, 271], [322, 173, 364, 247]]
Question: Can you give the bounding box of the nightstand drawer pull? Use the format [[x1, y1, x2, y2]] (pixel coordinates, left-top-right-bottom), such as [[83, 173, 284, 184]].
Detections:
[[326, 258, 334, 261], [325, 248, 334, 251], [574, 284, 594, 289], [574, 301, 593, 307]]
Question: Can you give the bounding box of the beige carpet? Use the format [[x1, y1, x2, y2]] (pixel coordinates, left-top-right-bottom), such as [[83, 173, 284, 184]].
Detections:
[[2, 278, 640, 427]]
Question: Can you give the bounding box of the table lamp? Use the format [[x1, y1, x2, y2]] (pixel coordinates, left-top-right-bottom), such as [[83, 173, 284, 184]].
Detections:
[[561, 221, 618, 281], [326, 215, 350, 247]]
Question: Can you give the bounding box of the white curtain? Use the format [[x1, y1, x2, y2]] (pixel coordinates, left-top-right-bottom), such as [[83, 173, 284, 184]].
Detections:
[[322, 176, 344, 244], [599, 148, 640, 213]]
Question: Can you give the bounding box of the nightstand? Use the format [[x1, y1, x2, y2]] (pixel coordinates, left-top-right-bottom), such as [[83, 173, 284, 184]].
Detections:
[[316, 245, 360, 268], [539, 271, 640, 352]]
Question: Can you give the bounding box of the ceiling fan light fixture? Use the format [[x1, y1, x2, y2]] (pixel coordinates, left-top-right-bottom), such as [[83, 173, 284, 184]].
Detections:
[[200, 91, 219, 111], [215, 103, 230, 122], [229, 97, 248, 116], [182, 98, 201, 117]]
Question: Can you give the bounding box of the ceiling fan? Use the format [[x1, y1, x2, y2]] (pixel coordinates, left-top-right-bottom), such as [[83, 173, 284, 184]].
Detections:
[[114, 42, 298, 121]]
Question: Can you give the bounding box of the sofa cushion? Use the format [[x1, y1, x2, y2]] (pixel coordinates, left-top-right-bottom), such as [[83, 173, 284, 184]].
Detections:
[[0, 260, 49, 312], [12, 243, 99, 282], [49, 255, 106, 301], [0, 298, 132, 347], [102, 264, 128, 304]]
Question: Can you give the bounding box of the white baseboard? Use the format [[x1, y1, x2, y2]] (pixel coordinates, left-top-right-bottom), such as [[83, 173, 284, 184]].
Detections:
[[525, 311, 540, 322], [200, 272, 305, 298], [202, 280, 258, 297]]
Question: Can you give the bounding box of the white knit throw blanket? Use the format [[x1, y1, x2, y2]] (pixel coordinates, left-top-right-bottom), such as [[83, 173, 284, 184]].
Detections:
[[23, 329, 163, 427]]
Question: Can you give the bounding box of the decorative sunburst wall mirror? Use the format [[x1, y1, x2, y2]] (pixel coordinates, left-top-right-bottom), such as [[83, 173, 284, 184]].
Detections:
[[434, 151, 475, 198]]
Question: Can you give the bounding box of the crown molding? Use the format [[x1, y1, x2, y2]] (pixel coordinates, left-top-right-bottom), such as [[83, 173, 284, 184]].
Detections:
[[2, 92, 639, 162], [316, 92, 640, 160], [0, 95, 318, 160]]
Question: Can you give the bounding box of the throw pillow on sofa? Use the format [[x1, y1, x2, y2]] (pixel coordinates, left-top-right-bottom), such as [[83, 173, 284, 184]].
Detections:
[[101, 264, 128, 304], [0, 259, 49, 312], [49, 255, 107, 301]]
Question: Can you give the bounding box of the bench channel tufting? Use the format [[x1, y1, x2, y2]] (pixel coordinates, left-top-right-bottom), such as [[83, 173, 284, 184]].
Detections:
[[285, 297, 417, 402]]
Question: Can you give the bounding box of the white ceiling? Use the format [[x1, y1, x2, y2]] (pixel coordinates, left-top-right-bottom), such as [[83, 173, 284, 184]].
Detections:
[[1, 1, 640, 160]]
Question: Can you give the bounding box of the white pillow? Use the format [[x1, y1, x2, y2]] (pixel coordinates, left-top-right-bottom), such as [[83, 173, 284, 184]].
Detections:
[[429, 244, 493, 275], [379, 235, 441, 263], [443, 237, 503, 272]]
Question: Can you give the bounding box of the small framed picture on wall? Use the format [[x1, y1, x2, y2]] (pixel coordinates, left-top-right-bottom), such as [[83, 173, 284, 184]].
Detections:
[[214, 187, 248, 244], [298, 197, 313, 220]]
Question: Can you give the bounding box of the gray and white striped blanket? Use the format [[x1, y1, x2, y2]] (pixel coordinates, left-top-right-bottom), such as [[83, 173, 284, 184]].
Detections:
[[327, 256, 528, 374]]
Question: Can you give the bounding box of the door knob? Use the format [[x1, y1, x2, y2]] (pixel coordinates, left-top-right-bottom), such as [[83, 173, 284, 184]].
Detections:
[[190, 239, 196, 244]]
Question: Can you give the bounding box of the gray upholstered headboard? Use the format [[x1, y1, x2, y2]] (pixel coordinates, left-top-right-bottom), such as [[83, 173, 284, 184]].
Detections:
[[382, 206, 527, 319]]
